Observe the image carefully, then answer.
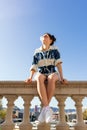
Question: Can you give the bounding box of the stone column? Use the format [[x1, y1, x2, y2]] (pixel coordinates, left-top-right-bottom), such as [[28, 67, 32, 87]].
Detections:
[[1, 95, 17, 130], [19, 95, 33, 130], [72, 96, 87, 130], [55, 96, 69, 130], [37, 122, 50, 130], [0, 96, 3, 109], [37, 97, 50, 130]]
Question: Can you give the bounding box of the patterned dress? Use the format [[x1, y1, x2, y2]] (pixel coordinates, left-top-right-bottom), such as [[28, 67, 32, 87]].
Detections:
[[30, 45, 62, 76]]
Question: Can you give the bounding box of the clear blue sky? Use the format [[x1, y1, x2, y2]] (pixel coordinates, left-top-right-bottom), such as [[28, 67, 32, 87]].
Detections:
[[0, 0, 87, 109]]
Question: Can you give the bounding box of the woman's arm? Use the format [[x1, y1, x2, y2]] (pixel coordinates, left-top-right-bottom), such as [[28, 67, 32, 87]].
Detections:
[[56, 63, 68, 84], [25, 69, 35, 83], [56, 63, 63, 81]]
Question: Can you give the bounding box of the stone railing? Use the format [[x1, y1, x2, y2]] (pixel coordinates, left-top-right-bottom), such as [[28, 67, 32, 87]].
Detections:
[[0, 81, 87, 130]]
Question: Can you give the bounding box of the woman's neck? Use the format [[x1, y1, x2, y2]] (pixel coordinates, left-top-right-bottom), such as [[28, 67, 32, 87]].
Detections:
[[42, 44, 50, 51]]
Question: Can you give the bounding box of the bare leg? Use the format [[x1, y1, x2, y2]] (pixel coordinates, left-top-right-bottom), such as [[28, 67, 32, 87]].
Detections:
[[47, 73, 59, 104], [35, 73, 49, 107]]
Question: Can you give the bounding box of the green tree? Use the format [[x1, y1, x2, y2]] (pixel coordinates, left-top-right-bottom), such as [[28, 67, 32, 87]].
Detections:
[[83, 109, 87, 120], [0, 109, 7, 119]]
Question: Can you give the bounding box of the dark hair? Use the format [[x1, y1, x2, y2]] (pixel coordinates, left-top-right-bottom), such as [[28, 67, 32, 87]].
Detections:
[[46, 33, 56, 45]]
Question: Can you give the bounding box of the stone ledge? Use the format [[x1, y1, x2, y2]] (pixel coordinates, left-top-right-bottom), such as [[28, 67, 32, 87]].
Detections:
[[0, 81, 87, 96]]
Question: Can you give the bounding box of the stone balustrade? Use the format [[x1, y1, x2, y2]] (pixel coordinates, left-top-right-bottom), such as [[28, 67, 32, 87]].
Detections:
[[0, 81, 87, 130]]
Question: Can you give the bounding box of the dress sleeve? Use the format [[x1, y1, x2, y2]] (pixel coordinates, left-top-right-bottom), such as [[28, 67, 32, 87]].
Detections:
[[30, 53, 38, 72], [54, 49, 62, 66]]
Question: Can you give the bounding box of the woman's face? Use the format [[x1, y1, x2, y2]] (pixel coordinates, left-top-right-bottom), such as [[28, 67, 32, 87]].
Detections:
[[40, 34, 52, 46]]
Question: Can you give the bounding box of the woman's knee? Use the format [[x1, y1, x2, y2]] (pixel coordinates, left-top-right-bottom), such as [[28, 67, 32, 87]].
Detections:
[[36, 73, 45, 82], [48, 73, 58, 83]]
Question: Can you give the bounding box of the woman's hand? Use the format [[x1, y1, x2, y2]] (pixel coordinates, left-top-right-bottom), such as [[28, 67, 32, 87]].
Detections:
[[25, 77, 32, 83], [60, 78, 68, 84]]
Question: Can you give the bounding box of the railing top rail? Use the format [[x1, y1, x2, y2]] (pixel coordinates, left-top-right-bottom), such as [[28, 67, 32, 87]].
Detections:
[[0, 81, 87, 96], [0, 80, 87, 86]]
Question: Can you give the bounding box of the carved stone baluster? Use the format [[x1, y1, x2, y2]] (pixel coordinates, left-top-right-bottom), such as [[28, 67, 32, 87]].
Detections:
[[19, 95, 33, 130], [72, 96, 87, 130], [1, 95, 16, 130], [37, 97, 50, 130], [55, 96, 69, 130], [0, 96, 3, 108], [37, 122, 50, 130]]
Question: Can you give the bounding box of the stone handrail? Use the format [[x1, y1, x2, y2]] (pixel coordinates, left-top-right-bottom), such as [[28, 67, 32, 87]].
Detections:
[[0, 81, 87, 130]]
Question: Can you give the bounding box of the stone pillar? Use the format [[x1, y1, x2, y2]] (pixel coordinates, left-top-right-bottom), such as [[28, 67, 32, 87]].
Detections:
[[37, 97, 50, 130], [0, 96, 3, 109], [37, 122, 50, 130], [55, 96, 69, 130], [1, 95, 16, 130], [72, 96, 87, 130], [19, 95, 33, 130]]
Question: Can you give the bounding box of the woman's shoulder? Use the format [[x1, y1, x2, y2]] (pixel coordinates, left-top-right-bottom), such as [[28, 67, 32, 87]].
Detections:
[[34, 47, 42, 54], [50, 45, 59, 50]]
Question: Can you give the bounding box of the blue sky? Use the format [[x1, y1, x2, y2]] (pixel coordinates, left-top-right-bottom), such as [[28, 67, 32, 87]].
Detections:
[[0, 0, 87, 109]]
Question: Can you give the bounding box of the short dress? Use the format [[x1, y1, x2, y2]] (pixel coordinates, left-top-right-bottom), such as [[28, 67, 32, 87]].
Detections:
[[30, 45, 62, 79]]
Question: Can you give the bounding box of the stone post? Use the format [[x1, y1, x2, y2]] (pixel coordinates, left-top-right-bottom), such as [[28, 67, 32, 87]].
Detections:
[[37, 98, 50, 130], [55, 96, 69, 130], [72, 96, 87, 130], [19, 95, 33, 130], [37, 122, 50, 130], [1, 95, 17, 130]]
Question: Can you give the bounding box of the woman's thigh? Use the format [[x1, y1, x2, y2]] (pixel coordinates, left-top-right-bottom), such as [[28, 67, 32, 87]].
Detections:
[[48, 72, 59, 82], [34, 72, 46, 81]]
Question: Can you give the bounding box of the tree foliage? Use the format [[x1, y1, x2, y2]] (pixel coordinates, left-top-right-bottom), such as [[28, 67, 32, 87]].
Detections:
[[83, 109, 87, 120], [0, 110, 7, 119]]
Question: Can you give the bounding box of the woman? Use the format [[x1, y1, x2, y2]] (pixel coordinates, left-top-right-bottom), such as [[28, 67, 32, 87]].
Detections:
[[25, 33, 68, 123]]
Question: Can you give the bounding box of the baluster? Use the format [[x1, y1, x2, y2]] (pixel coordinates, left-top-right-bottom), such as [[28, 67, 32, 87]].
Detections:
[[55, 96, 69, 130], [34, 97, 50, 130], [1, 95, 17, 130], [72, 96, 87, 130], [19, 95, 33, 130], [0, 96, 3, 109], [37, 122, 50, 130]]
